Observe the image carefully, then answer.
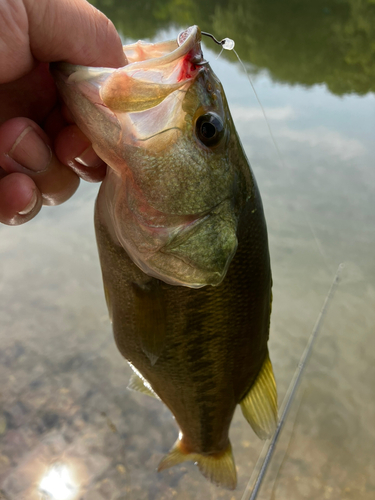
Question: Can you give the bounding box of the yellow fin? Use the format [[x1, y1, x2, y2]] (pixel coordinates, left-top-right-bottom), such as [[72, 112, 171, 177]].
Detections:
[[127, 372, 160, 400], [158, 438, 237, 490], [240, 351, 278, 439]]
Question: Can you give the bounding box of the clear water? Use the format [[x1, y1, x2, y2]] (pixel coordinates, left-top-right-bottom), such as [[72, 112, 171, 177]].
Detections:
[[0, 1, 374, 499]]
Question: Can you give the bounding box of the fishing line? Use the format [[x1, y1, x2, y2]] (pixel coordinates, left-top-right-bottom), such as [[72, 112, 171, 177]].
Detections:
[[201, 32, 279, 153], [201, 31, 332, 273], [216, 47, 224, 61], [240, 262, 344, 500], [200, 31, 341, 495]]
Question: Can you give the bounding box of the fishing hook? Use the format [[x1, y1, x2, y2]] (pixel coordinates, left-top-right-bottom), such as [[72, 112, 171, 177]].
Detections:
[[201, 31, 223, 46], [201, 32, 235, 50]]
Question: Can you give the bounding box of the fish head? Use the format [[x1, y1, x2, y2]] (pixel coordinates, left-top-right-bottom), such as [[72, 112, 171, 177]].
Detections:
[[53, 26, 251, 288]]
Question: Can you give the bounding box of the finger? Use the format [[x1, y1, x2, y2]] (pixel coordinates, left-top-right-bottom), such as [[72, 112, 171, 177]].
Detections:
[[27, 0, 127, 67], [61, 103, 76, 125], [0, 117, 80, 206], [0, 62, 56, 126], [44, 109, 106, 182], [0, 173, 43, 225], [43, 105, 68, 143], [0, 0, 127, 83], [54, 124, 107, 183]]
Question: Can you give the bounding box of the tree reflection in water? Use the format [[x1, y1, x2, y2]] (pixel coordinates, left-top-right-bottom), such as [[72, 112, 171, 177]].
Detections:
[[90, 0, 375, 96]]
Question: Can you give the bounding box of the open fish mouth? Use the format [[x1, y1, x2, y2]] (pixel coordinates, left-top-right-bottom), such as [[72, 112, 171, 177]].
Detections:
[[123, 25, 205, 66], [53, 26, 204, 113], [52, 26, 206, 153]]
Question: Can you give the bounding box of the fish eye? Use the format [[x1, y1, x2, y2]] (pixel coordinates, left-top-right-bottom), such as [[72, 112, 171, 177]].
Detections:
[[195, 113, 225, 147]]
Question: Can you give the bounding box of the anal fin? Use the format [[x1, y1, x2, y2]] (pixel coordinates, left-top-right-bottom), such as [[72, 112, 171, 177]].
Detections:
[[158, 438, 237, 490], [240, 350, 278, 439], [127, 371, 160, 400]]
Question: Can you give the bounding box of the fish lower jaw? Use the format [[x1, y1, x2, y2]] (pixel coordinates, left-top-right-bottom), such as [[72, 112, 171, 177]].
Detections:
[[120, 209, 230, 287], [122, 219, 234, 288]]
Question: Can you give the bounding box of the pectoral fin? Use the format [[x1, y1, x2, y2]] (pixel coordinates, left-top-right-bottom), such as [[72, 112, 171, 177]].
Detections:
[[132, 280, 167, 365], [158, 438, 237, 490], [240, 351, 278, 439]]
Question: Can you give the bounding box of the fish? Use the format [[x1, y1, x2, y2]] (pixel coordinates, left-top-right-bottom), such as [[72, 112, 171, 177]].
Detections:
[[52, 25, 277, 490]]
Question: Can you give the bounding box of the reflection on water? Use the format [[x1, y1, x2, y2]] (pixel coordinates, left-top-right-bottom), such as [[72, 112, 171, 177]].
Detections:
[[39, 463, 78, 500], [0, 1, 374, 499], [253, 269, 375, 500], [92, 0, 375, 95]]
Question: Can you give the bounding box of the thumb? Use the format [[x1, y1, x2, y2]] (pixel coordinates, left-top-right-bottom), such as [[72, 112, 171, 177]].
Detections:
[[0, 0, 127, 83]]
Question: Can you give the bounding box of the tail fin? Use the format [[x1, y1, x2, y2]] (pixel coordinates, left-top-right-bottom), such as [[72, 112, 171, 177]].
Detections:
[[240, 350, 278, 439], [158, 438, 237, 490]]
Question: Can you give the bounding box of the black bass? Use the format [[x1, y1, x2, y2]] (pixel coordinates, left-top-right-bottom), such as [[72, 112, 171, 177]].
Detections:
[[52, 26, 277, 490]]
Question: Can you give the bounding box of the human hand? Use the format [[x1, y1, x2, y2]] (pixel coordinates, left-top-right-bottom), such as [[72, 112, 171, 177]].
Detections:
[[0, 0, 127, 225]]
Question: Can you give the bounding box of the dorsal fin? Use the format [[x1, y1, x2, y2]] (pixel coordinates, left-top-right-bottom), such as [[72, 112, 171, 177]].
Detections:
[[240, 350, 278, 439]]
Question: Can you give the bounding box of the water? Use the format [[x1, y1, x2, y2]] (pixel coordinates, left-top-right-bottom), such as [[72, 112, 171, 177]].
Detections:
[[0, 1, 374, 499]]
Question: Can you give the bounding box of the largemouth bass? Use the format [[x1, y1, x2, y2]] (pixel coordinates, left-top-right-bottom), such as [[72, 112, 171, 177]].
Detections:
[[52, 26, 277, 490]]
